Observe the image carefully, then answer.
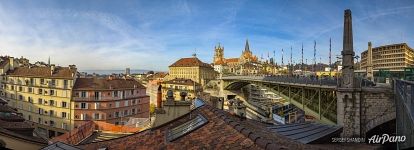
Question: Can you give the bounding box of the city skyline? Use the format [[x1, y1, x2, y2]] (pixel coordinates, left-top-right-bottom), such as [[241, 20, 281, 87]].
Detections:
[[0, 0, 413, 71]]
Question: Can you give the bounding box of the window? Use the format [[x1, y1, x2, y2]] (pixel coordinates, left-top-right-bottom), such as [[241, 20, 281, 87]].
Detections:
[[62, 112, 67, 119], [81, 103, 87, 109], [28, 106, 32, 112], [115, 112, 119, 118], [40, 79, 45, 84], [124, 110, 128, 116], [19, 95, 23, 101], [62, 123, 68, 130], [49, 100, 54, 106], [94, 92, 100, 100], [51, 79, 56, 86], [28, 115, 32, 121], [166, 114, 208, 142], [38, 89, 43, 94], [81, 91, 86, 98], [28, 87, 33, 93], [122, 91, 125, 98], [19, 86, 22, 91], [95, 103, 99, 109], [115, 102, 120, 108], [62, 102, 67, 108], [132, 108, 135, 114], [114, 91, 118, 97], [131, 90, 134, 95], [50, 90, 55, 96], [38, 108, 43, 114], [38, 118, 42, 124], [81, 114, 87, 120], [124, 101, 128, 107], [38, 98, 42, 104], [28, 97, 33, 103], [50, 110, 54, 116], [50, 120, 55, 127], [94, 113, 100, 120]]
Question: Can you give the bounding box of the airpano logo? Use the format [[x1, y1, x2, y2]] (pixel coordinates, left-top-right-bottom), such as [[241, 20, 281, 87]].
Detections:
[[368, 134, 406, 144]]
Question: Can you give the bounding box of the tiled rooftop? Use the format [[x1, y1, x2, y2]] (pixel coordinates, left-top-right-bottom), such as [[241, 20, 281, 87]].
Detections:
[[7, 66, 76, 79], [169, 57, 212, 68], [73, 77, 145, 90]]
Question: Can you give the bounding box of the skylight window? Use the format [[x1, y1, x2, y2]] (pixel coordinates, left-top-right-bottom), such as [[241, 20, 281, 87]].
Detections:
[[166, 114, 208, 142]]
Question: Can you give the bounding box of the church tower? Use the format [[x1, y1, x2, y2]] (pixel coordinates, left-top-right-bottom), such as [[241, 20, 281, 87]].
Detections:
[[213, 43, 224, 65]]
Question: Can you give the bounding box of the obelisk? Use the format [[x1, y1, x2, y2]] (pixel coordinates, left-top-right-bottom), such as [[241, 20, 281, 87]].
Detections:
[[366, 42, 374, 81], [337, 9, 362, 138], [341, 9, 355, 88]]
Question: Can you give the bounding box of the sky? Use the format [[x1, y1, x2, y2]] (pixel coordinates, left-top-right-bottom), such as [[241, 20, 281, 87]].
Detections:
[[0, 0, 413, 71]]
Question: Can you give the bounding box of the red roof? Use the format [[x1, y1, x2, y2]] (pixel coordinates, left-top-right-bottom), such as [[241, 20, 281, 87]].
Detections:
[[169, 57, 212, 68]]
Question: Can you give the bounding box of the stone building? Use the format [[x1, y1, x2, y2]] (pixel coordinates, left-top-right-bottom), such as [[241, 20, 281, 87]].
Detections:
[[72, 77, 149, 126], [0, 64, 77, 138], [167, 55, 217, 86], [212, 40, 277, 75], [360, 43, 414, 71]]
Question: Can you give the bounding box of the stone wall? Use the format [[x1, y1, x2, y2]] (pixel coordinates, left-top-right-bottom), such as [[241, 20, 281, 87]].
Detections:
[[360, 87, 395, 135], [337, 87, 395, 138]]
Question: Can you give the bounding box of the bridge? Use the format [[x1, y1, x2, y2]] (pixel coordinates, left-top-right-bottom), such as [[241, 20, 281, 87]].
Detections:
[[215, 75, 396, 138]]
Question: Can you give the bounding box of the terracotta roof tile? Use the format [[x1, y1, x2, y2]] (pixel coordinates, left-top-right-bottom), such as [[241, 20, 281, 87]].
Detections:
[[169, 57, 212, 68], [73, 78, 145, 90], [7, 66, 76, 79]]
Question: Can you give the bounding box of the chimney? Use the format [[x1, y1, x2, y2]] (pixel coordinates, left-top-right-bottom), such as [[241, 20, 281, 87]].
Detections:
[[157, 85, 162, 108], [50, 64, 55, 75], [9, 57, 14, 71]]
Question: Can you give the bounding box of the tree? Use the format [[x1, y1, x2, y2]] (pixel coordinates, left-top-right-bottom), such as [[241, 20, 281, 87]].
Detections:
[[149, 103, 156, 114], [147, 71, 155, 74]]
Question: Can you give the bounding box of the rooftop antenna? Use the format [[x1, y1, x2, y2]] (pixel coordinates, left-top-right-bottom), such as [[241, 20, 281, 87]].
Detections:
[[192, 48, 197, 57]]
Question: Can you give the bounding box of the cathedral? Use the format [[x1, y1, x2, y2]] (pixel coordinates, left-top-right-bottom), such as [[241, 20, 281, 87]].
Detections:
[[213, 39, 277, 75]]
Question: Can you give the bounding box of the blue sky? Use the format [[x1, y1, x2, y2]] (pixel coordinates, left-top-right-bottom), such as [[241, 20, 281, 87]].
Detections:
[[0, 0, 413, 71]]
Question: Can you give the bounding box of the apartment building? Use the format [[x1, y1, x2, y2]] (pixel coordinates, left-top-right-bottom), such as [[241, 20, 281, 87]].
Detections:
[[361, 43, 414, 71], [1, 64, 77, 138], [72, 77, 149, 126], [161, 78, 202, 100]]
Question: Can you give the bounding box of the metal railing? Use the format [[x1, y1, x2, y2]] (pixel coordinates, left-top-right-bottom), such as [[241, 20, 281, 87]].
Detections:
[[222, 75, 338, 86], [395, 79, 414, 149]]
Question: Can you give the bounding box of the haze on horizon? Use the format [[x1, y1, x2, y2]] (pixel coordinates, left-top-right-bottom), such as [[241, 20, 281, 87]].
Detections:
[[0, 0, 413, 71]]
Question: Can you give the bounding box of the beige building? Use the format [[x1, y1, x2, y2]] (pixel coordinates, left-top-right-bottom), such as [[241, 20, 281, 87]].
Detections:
[[361, 43, 414, 71], [161, 78, 202, 100], [168, 56, 217, 86], [1, 64, 77, 138]]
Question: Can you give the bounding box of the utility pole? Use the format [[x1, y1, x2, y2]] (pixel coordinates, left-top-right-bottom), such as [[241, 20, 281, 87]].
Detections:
[[282, 49, 284, 66], [329, 38, 332, 77], [290, 46, 293, 76], [301, 43, 304, 71], [313, 40, 316, 72]]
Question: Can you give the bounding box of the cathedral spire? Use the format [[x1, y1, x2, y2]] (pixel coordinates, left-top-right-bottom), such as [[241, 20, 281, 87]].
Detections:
[[244, 39, 250, 52]]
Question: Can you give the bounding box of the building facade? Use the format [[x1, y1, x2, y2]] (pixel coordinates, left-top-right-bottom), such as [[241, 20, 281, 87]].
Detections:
[[361, 43, 414, 71], [161, 78, 202, 100], [1, 65, 77, 138], [72, 77, 149, 126], [168, 56, 217, 86]]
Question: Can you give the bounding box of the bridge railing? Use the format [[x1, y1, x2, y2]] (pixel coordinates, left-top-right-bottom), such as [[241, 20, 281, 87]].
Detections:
[[222, 75, 338, 86], [395, 79, 414, 149]]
